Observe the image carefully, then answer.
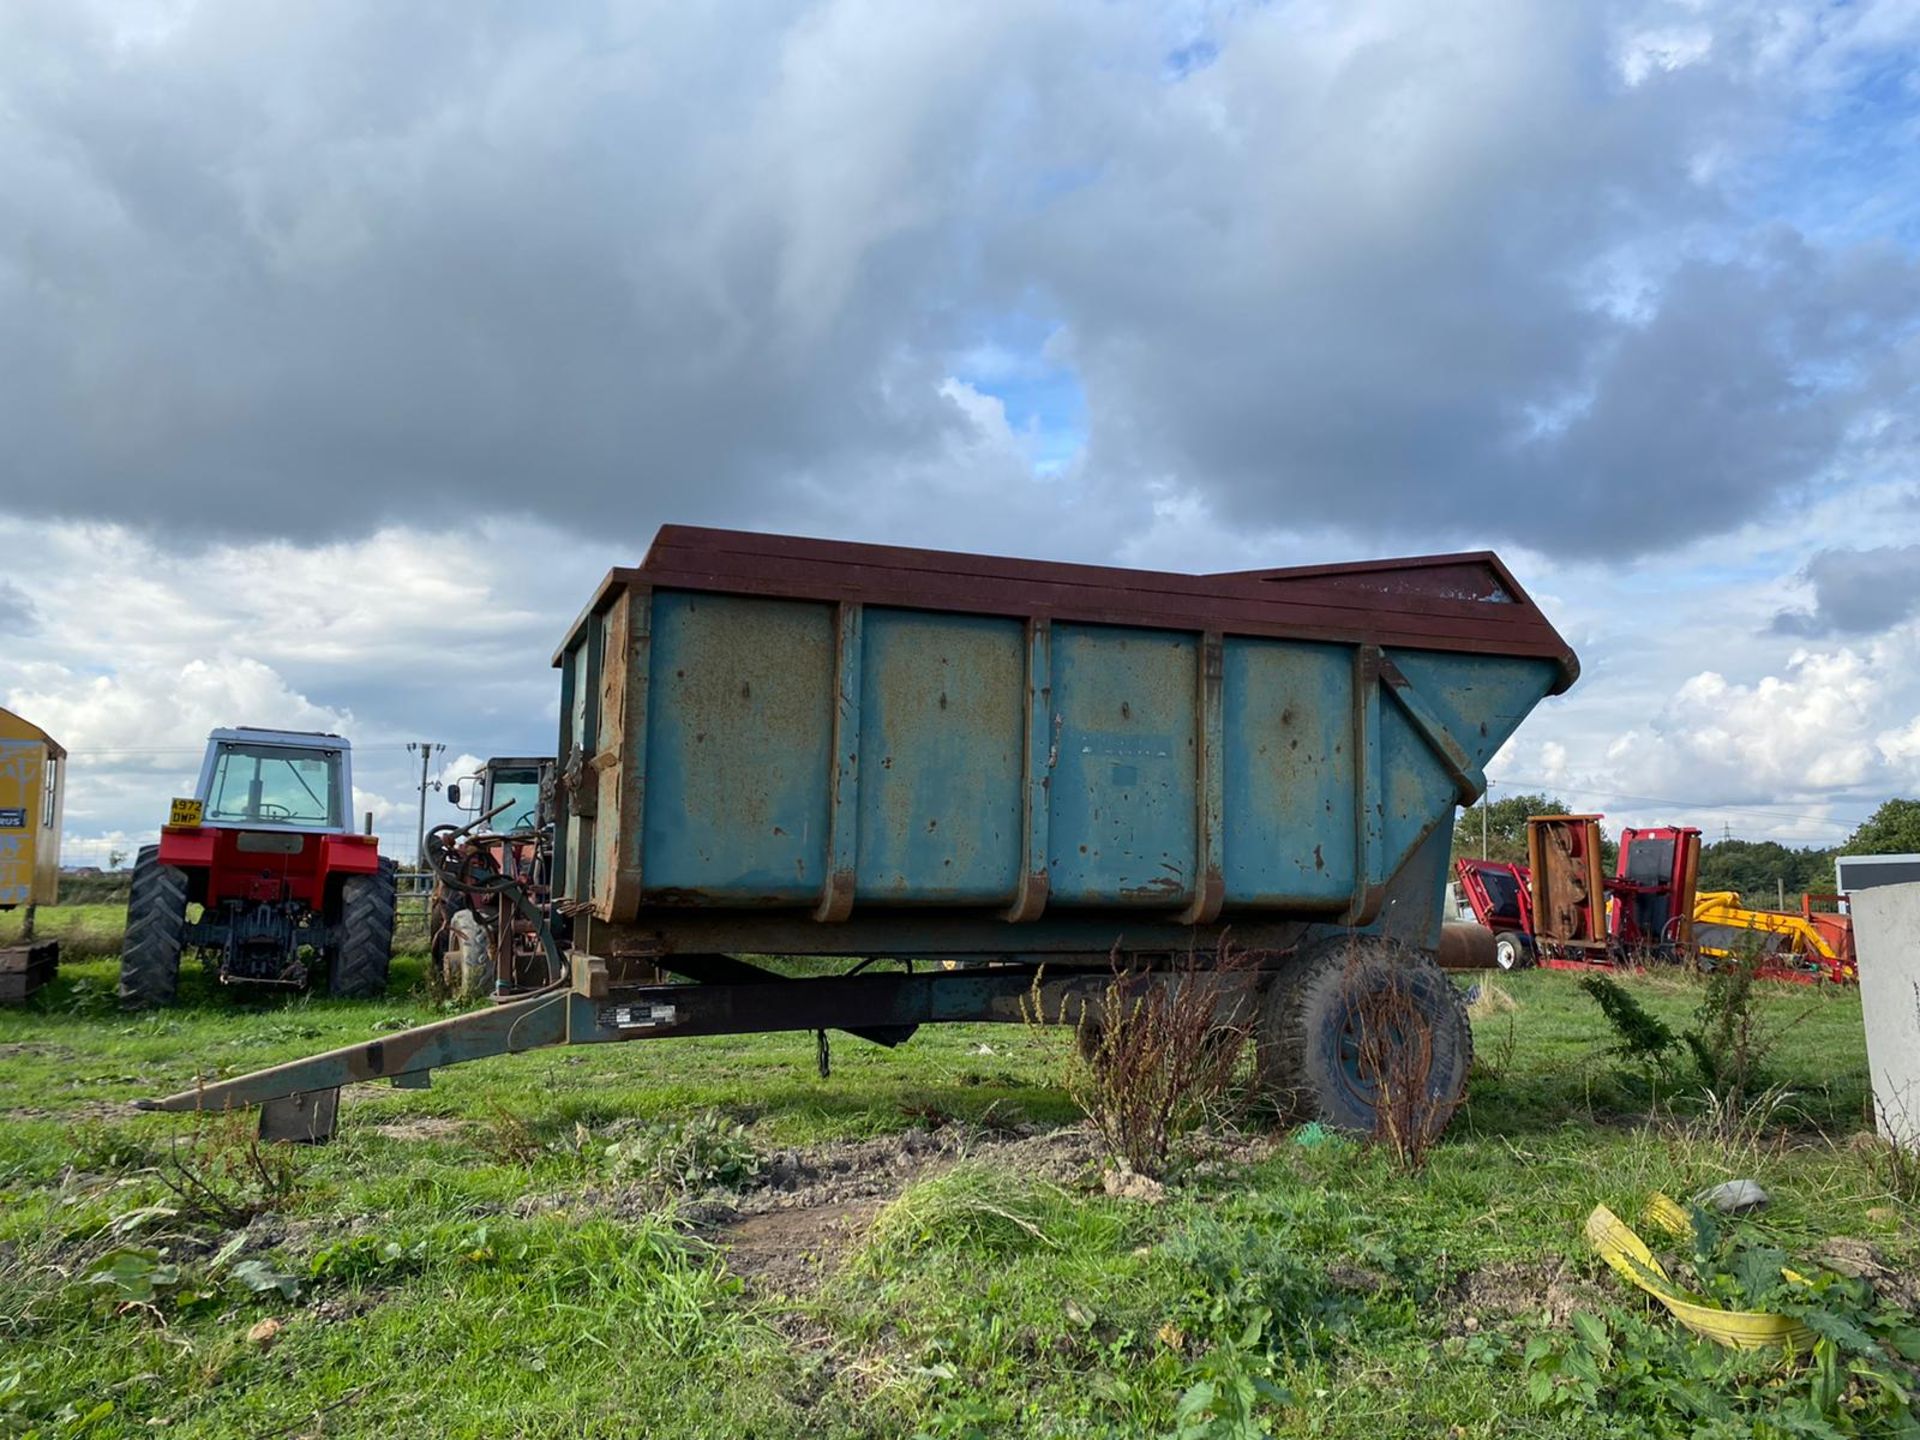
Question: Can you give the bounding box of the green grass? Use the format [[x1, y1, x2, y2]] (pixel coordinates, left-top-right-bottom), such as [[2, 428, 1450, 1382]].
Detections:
[[0, 922, 1913, 1439], [0, 905, 128, 964]]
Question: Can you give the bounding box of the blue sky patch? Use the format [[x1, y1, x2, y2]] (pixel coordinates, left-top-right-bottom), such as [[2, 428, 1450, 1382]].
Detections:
[[953, 313, 1089, 473]]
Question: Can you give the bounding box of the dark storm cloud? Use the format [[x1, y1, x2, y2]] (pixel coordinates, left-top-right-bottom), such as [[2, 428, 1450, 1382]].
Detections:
[[0, 581, 36, 634], [1773, 545, 1920, 636], [2, 1, 1917, 559]]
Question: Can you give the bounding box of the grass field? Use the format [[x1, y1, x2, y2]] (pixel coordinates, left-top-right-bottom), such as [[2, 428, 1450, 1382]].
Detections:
[[0, 910, 1914, 1438]]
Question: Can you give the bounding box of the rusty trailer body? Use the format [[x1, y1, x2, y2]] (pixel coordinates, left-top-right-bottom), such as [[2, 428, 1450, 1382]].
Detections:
[[146, 527, 1576, 1141], [555, 527, 1576, 964]]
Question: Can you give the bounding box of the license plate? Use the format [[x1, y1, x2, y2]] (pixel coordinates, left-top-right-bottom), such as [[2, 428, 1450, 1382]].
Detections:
[[168, 797, 204, 827]]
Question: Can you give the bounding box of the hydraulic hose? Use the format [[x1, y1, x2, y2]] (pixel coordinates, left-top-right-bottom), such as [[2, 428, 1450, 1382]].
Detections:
[[424, 807, 567, 989]]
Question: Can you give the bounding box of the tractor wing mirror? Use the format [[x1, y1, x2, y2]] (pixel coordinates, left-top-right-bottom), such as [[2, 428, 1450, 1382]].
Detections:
[[445, 783, 461, 808]]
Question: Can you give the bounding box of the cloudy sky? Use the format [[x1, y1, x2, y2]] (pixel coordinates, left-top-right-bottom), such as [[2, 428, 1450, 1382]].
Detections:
[[3, 0, 1918, 867]]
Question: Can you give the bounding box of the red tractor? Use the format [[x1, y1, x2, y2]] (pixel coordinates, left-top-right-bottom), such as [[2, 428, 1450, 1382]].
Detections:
[[119, 728, 397, 1007]]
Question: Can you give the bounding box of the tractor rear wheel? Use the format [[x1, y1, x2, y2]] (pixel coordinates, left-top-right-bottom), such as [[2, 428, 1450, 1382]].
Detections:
[[329, 858, 397, 999], [1255, 939, 1472, 1137], [120, 845, 188, 1009]]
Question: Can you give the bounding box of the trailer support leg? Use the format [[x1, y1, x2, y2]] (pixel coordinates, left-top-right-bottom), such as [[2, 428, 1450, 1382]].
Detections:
[[259, 1088, 339, 1144]]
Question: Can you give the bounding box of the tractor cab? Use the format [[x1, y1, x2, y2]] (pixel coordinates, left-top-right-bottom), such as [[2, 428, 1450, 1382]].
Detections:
[[118, 728, 396, 1007], [446, 756, 552, 836], [190, 729, 354, 833]]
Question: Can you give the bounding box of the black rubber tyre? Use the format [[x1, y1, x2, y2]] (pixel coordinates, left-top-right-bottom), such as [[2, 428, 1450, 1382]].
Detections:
[[445, 909, 496, 1000], [1493, 930, 1533, 971], [329, 858, 397, 999], [1255, 940, 1473, 1136], [119, 844, 189, 1009]]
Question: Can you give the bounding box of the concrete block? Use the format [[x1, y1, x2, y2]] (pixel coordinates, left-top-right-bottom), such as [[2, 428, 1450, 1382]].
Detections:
[[1849, 882, 1920, 1151]]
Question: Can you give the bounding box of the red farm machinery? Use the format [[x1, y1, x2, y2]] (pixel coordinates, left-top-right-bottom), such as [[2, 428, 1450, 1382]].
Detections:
[[1456, 814, 1854, 983], [119, 729, 398, 1007], [1456, 815, 1701, 973], [429, 756, 564, 1000]]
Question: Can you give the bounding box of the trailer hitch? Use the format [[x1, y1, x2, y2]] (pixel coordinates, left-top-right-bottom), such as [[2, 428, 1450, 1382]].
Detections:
[[136, 987, 573, 1140]]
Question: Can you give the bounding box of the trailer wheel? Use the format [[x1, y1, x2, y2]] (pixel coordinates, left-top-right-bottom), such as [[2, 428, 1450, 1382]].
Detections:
[[329, 858, 397, 999], [119, 845, 189, 1009], [1256, 940, 1472, 1137], [1493, 931, 1532, 971]]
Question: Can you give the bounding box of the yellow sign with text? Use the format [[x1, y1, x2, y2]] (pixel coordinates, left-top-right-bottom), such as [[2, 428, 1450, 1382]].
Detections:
[[168, 797, 204, 828]]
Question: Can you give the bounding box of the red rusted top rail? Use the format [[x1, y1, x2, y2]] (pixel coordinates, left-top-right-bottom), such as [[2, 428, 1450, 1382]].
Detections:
[[560, 525, 1578, 692]]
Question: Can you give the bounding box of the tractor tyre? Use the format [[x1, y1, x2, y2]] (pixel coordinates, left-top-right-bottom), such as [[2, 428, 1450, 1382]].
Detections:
[[119, 845, 188, 1009], [1493, 931, 1533, 971], [330, 858, 397, 999], [1255, 940, 1472, 1138], [445, 909, 495, 999]]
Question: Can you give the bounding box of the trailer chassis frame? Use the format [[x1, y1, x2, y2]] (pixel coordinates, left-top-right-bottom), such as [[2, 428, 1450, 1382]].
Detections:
[[139, 954, 1265, 1141]]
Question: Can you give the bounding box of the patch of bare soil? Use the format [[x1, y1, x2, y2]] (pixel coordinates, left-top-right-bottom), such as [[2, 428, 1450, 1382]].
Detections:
[[510, 1121, 1105, 1298], [1178, 1129, 1283, 1178], [3, 1100, 137, 1122], [161, 1211, 346, 1264], [739, 1123, 1102, 1215], [1446, 1258, 1609, 1332], [309, 1289, 391, 1324], [720, 1200, 883, 1299], [722, 1126, 1104, 1285], [0, 1042, 78, 1060], [1323, 1261, 1391, 1295], [1815, 1237, 1920, 1312], [365, 1117, 468, 1143]]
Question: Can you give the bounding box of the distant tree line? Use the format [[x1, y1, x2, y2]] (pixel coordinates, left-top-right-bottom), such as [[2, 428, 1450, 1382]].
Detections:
[[1450, 795, 1920, 907], [55, 869, 133, 904]]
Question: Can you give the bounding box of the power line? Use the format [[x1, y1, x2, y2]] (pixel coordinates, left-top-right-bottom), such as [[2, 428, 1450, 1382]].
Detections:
[[62, 747, 209, 756], [65, 737, 467, 761]]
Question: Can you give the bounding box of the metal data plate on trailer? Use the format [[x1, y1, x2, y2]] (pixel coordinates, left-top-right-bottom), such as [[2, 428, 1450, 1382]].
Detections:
[[609, 1002, 678, 1029]]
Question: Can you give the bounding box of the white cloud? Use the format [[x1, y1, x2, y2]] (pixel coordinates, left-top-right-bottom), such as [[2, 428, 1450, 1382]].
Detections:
[[1879, 714, 1920, 778], [10, 657, 348, 763], [1617, 25, 1715, 87], [1647, 646, 1886, 792], [438, 754, 486, 791], [1, 515, 618, 862], [351, 788, 406, 831]]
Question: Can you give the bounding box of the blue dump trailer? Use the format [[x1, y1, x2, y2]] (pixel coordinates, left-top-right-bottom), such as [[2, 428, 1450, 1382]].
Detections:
[[146, 527, 1576, 1142]]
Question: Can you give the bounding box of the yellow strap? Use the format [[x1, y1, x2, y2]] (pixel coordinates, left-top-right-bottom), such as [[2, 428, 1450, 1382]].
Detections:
[[1585, 1203, 1817, 1352]]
